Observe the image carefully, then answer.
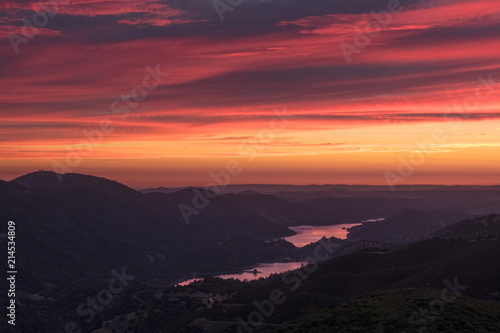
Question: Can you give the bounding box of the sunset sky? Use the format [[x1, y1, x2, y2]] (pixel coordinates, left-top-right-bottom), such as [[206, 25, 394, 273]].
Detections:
[[1, 0, 500, 187]]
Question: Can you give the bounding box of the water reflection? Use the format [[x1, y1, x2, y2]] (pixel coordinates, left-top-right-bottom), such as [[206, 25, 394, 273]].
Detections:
[[284, 219, 383, 247], [178, 219, 384, 286], [218, 262, 306, 281], [284, 223, 359, 247], [177, 261, 306, 286]]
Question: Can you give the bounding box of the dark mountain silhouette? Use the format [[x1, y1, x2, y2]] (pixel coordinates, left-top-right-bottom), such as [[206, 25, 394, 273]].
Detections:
[[141, 186, 184, 194], [218, 193, 315, 226], [12, 171, 138, 194], [269, 288, 500, 333], [142, 184, 500, 226], [145, 190, 295, 238], [3, 172, 500, 332], [296, 197, 424, 225], [40, 236, 499, 332], [192, 238, 500, 332], [0, 171, 295, 292], [432, 214, 500, 240], [347, 209, 470, 244]]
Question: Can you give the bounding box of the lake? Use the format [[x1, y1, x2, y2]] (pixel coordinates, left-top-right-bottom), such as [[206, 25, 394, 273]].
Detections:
[[177, 261, 307, 286], [284, 223, 360, 247], [177, 218, 384, 286], [284, 218, 383, 247]]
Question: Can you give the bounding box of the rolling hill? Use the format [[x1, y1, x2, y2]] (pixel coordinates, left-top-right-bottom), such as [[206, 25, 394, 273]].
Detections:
[[0, 171, 295, 292]]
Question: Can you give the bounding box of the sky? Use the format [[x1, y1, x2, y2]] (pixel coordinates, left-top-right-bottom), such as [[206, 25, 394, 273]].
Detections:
[[1, 0, 500, 188]]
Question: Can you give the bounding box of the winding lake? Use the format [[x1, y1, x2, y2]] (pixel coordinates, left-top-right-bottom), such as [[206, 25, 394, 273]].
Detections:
[[283, 219, 383, 247], [284, 223, 360, 247], [177, 261, 306, 286], [177, 219, 383, 286]]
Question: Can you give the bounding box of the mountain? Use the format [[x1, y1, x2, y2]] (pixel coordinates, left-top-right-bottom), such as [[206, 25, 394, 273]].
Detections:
[[432, 214, 500, 240], [145, 190, 295, 238], [217, 193, 316, 226], [36, 237, 498, 332], [224, 238, 500, 311], [347, 209, 470, 244], [223, 194, 432, 226], [141, 184, 500, 227], [3, 172, 500, 332], [0, 171, 296, 292], [269, 288, 500, 333], [2, 172, 185, 290], [141, 186, 184, 194], [215, 238, 500, 332]]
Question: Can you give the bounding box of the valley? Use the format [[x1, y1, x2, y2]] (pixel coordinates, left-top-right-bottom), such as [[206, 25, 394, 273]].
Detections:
[[1, 171, 500, 332]]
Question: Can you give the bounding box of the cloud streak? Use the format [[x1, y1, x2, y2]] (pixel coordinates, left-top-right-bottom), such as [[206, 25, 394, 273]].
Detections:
[[2, 0, 500, 185]]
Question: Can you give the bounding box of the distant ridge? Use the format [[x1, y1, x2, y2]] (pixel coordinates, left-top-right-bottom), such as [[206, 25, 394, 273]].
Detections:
[[141, 185, 185, 194], [140, 184, 500, 195], [433, 214, 500, 240]]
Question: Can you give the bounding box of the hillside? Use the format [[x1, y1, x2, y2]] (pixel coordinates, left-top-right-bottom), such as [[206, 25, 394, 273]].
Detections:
[[268, 288, 500, 333], [145, 190, 295, 238], [433, 214, 500, 240], [347, 209, 470, 244], [0, 171, 296, 292], [83, 238, 499, 332], [3, 172, 500, 332]]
